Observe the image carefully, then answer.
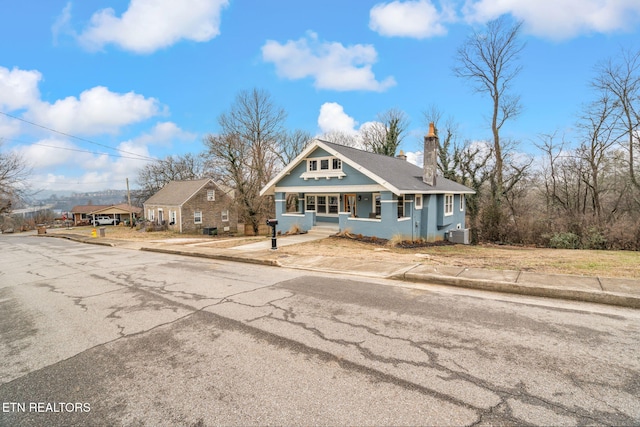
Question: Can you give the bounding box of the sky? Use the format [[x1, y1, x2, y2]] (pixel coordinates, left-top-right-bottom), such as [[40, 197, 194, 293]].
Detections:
[[1, 0, 639, 194]]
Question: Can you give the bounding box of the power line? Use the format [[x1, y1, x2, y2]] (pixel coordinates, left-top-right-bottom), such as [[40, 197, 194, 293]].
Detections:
[[1, 137, 155, 161], [0, 110, 158, 162]]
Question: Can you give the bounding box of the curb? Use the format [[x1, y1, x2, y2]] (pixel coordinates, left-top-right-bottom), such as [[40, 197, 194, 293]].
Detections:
[[140, 247, 281, 267], [394, 272, 640, 309], [35, 233, 640, 309], [35, 234, 116, 247]]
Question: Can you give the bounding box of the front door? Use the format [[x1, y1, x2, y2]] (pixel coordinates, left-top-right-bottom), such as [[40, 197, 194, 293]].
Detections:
[[344, 194, 357, 217]]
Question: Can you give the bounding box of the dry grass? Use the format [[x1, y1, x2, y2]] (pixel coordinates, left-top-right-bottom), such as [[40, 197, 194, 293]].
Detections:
[[278, 237, 640, 278], [46, 225, 640, 278]]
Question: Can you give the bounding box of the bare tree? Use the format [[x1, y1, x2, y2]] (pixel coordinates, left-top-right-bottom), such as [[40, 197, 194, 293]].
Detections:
[[592, 48, 640, 191], [453, 16, 525, 205], [318, 130, 359, 147], [576, 91, 623, 224], [204, 88, 286, 235], [275, 129, 313, 166], [361, 108, 409, 156], [133, 153, 206, 206], [0, 143, 31, 214]]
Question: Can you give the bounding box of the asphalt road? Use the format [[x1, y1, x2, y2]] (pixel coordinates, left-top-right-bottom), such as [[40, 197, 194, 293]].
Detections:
[[1, 234, 639, 426]]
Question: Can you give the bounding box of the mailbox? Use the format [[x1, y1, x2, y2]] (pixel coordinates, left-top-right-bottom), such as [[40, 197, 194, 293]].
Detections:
[[266, 219, 278, 250]]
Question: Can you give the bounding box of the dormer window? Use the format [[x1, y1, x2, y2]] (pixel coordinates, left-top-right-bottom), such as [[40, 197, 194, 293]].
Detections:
[[303, 156, 345, 180]]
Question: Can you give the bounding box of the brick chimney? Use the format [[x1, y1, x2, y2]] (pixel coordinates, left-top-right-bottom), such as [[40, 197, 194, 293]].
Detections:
[[396, 150, 407, 161], [423, 122, 438, 186]]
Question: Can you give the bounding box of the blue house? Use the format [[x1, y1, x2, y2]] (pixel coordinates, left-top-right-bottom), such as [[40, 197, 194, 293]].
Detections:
[[260, 125, 475, 242]]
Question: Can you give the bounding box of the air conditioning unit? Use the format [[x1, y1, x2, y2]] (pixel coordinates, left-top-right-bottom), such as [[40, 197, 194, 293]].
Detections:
[[448, 229, 470, 244]]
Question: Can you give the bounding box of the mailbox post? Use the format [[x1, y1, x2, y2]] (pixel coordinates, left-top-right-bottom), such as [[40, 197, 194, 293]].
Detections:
[[266, 219, 278, 250]]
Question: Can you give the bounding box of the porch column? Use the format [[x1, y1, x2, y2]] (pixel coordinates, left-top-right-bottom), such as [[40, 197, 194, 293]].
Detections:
[[274, 192, 287, 218], [380, 191, 396, 221]]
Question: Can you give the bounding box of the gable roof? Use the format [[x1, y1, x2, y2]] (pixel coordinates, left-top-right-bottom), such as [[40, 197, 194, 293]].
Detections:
[[143, 178, 229, 206], [261, 139, 475, 196]]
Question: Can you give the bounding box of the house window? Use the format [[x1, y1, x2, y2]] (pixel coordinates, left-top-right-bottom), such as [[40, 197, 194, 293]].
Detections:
[[306, 195, 316, 211], [328, 196, 339, 214], [306, 194, 339, 215], [170, 210, 176, 225], [460, 194, 465, 211], [415, 194, 423, 210], [148, 209, 155, 221], [317, 196, 327, 214], [397, 195, 404, 218], [207, 189, 215, 201], [306, 157, 342, 173], [221, 210, 229, 222], [373, 193, 381, 216], [194, 210, 202, 224], [445, 194, 454, 216]]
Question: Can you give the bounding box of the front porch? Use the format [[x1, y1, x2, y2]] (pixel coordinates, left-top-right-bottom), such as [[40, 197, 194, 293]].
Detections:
[[274, 191, 422, 240]]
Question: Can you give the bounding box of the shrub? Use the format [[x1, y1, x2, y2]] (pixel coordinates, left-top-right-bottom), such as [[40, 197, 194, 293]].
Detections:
[[548, 232, 581, 249]]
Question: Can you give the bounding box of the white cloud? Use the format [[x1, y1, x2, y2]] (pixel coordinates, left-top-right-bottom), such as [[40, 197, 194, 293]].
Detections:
[[77, 0, 229, 53], [0, 66, 42, 111], [262, 32, 396, 92], [318, 102, 359, 134], [18, 138, 83, 169], [462, 0, 640, 39], [26, 86, 162, 135], [369, 0, 450, 38]]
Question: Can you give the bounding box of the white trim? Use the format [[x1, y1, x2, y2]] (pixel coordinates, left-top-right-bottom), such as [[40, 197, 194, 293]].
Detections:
[[415, 194, 423, 210], [275, 184, 385, 193], [300, 171, 346, 180], [444, 194, 454, 217], [398, 217, 411, 222], [347, 217, 381, 223], [282, 213, 305, 217], [460, 194, 465, 211]]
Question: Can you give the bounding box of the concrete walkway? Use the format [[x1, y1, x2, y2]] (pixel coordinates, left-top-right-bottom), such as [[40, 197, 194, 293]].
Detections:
[[37, 231, 640, 309]]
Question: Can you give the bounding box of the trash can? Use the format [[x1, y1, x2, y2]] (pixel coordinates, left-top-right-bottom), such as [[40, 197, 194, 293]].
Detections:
[[99, 227, 106, 237], [37, 224, 46, 234]]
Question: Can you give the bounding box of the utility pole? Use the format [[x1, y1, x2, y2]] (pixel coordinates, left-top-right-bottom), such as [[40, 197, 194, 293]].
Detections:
[[126, 178, 134, 227]]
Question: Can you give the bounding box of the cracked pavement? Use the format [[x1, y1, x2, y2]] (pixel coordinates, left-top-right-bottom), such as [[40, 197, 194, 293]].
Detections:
[[1, 234, 639, 426]]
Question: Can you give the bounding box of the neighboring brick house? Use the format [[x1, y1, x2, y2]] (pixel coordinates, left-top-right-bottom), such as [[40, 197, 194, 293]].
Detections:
[[143, 178, 237, 234]]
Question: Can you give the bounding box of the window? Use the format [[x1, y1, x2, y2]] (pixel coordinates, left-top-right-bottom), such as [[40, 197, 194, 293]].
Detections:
[[306, 194, 339, 215], [397, 195, 404, 218], [328, 196, 339, 214], [194, 210, 202, 224], [306, 157, 342, 173], [148, 209, 155, 221], [170, 210, 176, 225], [373, 193, 381, 216], [460, 194, 465, 211], [317, 196, 327, 214], [207, 189, 215, 201], [221, 210, 229, 222], [306, 195, 316, 211], [415, 194, 423, 210], [444, 194, 454, 216]]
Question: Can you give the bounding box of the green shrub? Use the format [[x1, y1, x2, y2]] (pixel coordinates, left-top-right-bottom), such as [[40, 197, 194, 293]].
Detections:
[[549, 232, 581, 249]]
